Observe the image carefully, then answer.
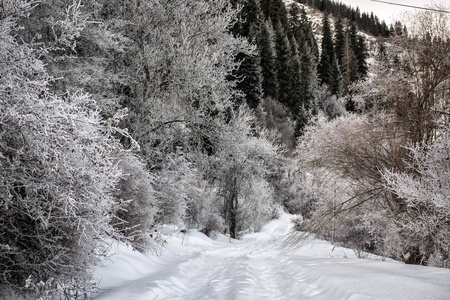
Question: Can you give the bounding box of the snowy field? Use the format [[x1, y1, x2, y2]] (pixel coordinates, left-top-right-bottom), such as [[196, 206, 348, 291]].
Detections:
[[94, 214, 450, 300]]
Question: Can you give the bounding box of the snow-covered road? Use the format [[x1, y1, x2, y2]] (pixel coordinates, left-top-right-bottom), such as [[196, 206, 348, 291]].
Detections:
[[94, 214, 450, 300]]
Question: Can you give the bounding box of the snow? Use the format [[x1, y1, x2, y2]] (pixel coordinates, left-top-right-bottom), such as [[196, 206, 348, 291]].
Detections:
[[94, 213, 450, 300]]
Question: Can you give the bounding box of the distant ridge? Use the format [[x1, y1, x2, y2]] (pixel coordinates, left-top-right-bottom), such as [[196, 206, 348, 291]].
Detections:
[[293, 0, 391, 37]]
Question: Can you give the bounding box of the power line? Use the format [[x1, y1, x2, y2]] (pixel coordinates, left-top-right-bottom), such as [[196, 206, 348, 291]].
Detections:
[[370, 0, 450, 14]]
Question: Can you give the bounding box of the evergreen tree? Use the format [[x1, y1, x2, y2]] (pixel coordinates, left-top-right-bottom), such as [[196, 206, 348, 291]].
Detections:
[[318, 13, 340, 95], [334, 17, 345, 68], [274, 22, 292, 106], [232, 0, 262, 37], [355, 35, 368, 79], [341, 31, 358, 94], [329, 52, 342, 95], [319, 0, 326, 11], [259, 20, 278, 100], [230, 0, 264, 109], [299, 43, 317, 113], [261, 0, 288, 28], [347, 22, 358, 52], [295, 42, 318, 137], [289, 36, 303, 115], [269, 0, 288, 28], [289, 4, 319, 61], [295, 0, 390, 37], [344, 22, 368, 81], [260, 0, 271, 18], [288, 2, 302, 40], [318, 13, 333, 86], [299, 7, 319, 62], [234, 45, 263, 109], [394, 21, 404, 36], [285, 3, 319, 137]]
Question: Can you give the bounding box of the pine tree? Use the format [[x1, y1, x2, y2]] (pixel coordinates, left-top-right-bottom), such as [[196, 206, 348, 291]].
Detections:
[[355, 35, 368, 79], [230, 0, 263, 109], [260, 0, 271, 18], [318, 13, 340, 95], [232, 0, 262, 37], [299, 43, 318, 113], [234, 49, 263, 109], [299, 7, 319, 62], [274, 22, 292, 106], [347, 22, 358, 52], [329, 52, 342, 95], [288, 2, 302, 40], [394, 21, 404, 36], [289, 36, 303, 115], [285, 3, 318, 137], [341, 31, 358, 94], [295, 42, 318, 137], [267, 0, 288, 28], [318, 13, 333, 86], [259, 20, 278, 100], [334, 17, 345, 69]]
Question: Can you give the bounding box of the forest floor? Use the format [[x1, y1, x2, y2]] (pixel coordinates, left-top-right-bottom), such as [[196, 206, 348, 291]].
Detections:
[[94, 213, 450, 300]]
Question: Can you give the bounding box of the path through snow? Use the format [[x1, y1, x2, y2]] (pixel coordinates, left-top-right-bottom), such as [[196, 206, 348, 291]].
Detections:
[[94, 214, 450, 300]]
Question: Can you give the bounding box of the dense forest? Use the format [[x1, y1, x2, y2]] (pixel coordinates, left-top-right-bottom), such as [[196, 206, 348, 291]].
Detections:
[[1, 0, 449, 299]]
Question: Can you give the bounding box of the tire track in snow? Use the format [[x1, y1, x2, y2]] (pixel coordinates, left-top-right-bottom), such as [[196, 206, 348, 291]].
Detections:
[[95, 214, 450, 300], [139, 219, 328, 299]]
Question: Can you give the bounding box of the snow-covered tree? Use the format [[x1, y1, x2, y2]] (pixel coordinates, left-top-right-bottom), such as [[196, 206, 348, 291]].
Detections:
[[214, 106, 279, 238], [0, 2, 134, 297], [291, 112, 407, 254], [318, 13, 340, 96], [390, 6, 450, 145], [383, 125, 450, 266], [292, 5, 449, 262], [114, 152, 159, 253]]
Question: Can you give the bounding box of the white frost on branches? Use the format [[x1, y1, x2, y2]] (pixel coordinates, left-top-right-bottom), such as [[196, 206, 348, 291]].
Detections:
[[0, 1, 133, 297], [383, 126, 450, 265]]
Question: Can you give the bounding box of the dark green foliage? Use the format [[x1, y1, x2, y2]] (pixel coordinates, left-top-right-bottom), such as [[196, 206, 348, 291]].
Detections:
[[336, 20, 368, 94], [344, 22, 368, 83], [294, 104, 311, 138], [299, 7, 319, 60], [329, 52, 342, 95], [261, 0, 288, 28], [259, 20, 278, 100], [232, 0, 262, 37], [289, 37, 303, 115], [341, 32, 358, 94], [347, 22, 358, 55], [230, 0, 264, 109], [318, 13, 340, 95], [289, 5, 318, 60], [234, 51, 263, 109], [260, 2, 319, 139], [274, 22, 292, 106], [298, 43, 317, 113], [334, 17, 345, 67], [355, 35, 368, 79], [318, 13, 334, 86]]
